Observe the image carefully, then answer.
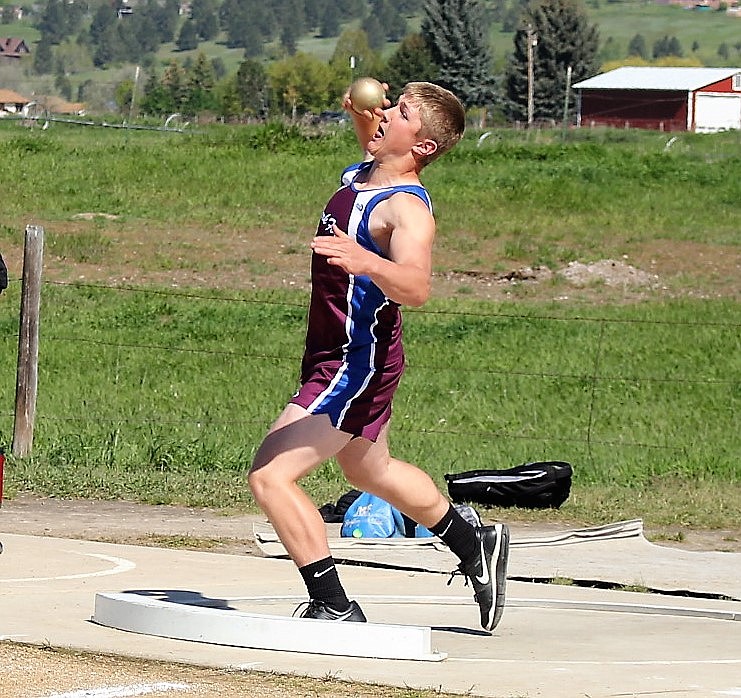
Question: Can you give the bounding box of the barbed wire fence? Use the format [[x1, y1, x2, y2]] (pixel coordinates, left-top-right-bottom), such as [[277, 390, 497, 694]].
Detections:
[[0, 226, 738, 489]]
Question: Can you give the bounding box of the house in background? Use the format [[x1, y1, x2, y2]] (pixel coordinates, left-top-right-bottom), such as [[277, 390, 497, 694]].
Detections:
[[0, 37, 30, 59], [572, 66, 741, 132], [0, 88, 30, 116], [39, 95, 86, 116]]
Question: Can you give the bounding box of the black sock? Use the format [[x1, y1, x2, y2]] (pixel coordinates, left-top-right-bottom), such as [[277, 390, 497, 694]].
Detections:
[[429, 504, 478, 563], [299, 557, 350, 610]]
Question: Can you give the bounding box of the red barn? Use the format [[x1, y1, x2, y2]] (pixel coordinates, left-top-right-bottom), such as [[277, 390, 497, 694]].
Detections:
[[572, 66, 741, 132]]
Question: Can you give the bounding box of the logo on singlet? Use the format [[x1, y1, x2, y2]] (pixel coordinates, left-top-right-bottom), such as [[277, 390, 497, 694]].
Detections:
[[320, 211, 336, 236]]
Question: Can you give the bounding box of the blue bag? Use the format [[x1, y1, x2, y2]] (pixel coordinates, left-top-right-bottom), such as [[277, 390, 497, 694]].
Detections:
[[340, 492, 433, 538], [341, 492, 404, 538]]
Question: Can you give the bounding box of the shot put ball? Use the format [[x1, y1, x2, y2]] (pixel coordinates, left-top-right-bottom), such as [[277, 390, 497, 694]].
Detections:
[[349, 77, 386, 114]]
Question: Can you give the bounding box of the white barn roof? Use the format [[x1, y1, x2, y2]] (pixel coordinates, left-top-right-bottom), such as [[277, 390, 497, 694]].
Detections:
[[573, 67, 741, 91]]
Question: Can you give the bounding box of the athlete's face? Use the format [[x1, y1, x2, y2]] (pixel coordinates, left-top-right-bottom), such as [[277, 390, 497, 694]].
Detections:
[[367, 94, 433, 160]]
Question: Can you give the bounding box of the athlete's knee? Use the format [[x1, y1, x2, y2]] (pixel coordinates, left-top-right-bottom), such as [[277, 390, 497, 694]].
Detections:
[[247, 466, 266, 502], [247, 460, 284, 504]]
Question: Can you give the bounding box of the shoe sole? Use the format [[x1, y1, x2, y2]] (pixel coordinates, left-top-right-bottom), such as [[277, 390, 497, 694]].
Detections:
[[488, 523, 510, 631]]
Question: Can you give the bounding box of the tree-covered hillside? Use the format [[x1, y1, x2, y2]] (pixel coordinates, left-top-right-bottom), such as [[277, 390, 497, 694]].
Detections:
[[0, 0, 738, 121]]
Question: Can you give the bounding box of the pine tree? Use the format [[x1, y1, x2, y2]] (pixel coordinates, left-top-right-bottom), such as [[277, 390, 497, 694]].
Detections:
[[628, 33, 647, 60], [235, 58, 269, 116], [161, 60, 189, 110], [667, 36, 683, 57], [280, 23, 299, 56], [155, 0, 181, 43], [652, 35, 683, 59], [177, 19, 199, 52], [189, 0, 219, 41], [275, 0, 306, 41], [89, 4, 118, 44], [370, 0, 407, 42], [362, 14, 386, 52], [140, 69, 174, 115], [502, 0, 599, 123], [33, 35, 55, 75], [420, 0, 496, 108], [92, 24, 124, 68], [319, 3, 340, 38], [35, 0, 67, 44], [186, 51, 217, 113], [304, 0, 325, 31], [129, 13, 162, 55]]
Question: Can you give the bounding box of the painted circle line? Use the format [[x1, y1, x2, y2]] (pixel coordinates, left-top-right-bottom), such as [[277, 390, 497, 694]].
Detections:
[[45, 683, 190, 698], [1, 551, 136, 583]]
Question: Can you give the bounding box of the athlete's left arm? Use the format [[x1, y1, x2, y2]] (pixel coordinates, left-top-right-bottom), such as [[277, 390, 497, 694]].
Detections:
[[311, 194, 434, 307]]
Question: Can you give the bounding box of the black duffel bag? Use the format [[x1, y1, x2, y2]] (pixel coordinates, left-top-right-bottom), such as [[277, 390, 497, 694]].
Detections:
[[445, 461, 573, 509]]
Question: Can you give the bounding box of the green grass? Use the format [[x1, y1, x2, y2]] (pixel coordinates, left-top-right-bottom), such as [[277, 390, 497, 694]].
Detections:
[[0, 121, 738, 530], [586, 1, 741, 67], [0, 284, 738, 528], [0, 122, 738, 273]]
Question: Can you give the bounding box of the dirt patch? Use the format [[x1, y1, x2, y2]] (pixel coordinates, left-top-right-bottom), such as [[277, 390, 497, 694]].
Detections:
[[2, 493, 739, 554], [0, 642, 433, 698], [556, 259, 659, 289], [1, 220, 738, 302]]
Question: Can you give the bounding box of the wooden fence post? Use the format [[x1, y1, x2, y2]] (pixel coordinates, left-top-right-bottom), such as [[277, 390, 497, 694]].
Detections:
[[12, 224, 44, 458]]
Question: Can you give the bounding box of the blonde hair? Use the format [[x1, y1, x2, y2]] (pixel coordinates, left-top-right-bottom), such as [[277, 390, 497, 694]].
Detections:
[[403, 82, 466, 168]]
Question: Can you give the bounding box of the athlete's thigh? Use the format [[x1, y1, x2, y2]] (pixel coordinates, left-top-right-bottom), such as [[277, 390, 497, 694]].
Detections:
[[335, 422, 391, 483], [251, 403, 352, 478]]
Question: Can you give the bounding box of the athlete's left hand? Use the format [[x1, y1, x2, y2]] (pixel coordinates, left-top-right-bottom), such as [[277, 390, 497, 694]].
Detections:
[[311, 224, 374, 276]]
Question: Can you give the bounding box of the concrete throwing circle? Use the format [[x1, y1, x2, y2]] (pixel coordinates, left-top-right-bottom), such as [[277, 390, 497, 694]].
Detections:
[[92, 590, 740, 665], [92, 592, 447, 661]]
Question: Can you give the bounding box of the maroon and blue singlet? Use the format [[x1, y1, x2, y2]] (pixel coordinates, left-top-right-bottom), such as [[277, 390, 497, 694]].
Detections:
[[290, 161, 433, 441]]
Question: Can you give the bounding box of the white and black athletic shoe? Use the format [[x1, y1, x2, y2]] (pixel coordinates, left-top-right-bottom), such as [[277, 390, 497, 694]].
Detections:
[[294, 599, 367, 622], [451, 523, 510, 631]]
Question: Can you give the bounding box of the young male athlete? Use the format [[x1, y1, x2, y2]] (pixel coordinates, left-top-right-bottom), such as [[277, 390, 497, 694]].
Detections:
[[249, 81, 510, 631]]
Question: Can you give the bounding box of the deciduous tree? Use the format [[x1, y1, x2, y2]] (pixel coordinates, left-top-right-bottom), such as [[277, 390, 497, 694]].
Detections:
[[269, 51, 333, 117]]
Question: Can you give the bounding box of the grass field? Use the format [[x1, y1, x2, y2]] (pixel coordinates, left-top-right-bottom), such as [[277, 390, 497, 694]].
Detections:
[[0, 119, 738, 532]]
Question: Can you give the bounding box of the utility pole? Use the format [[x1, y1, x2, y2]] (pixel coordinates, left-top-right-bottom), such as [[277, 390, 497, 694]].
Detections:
[[562, 65, 572, 130], [526, 25, 537, 127], [128, 65, 140, 123]]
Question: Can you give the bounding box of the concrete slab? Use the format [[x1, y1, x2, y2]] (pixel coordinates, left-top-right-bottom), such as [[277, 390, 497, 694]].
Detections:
[[1, 532, 740, 698], [256, 519, 741, 600]]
